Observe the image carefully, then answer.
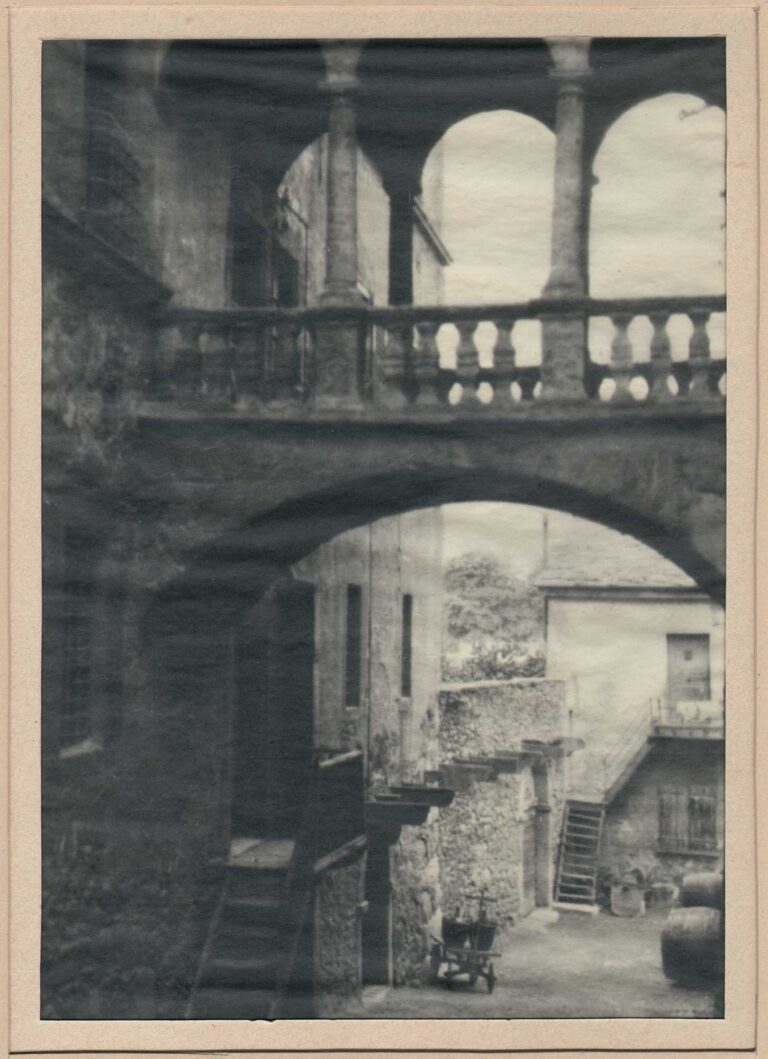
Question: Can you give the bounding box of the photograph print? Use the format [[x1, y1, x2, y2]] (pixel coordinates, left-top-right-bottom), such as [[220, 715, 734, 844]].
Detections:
[[41, 35, 726, 1020]]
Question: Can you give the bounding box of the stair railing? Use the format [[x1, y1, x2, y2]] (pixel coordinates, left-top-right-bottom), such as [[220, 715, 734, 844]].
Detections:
[[270, 749, 365, 1018], [600, 700, 655, 800], [184, 874, 230, 1018]]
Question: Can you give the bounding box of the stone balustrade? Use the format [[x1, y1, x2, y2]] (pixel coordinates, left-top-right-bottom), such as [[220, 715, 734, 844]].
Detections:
[[150, 294, 726, 414]]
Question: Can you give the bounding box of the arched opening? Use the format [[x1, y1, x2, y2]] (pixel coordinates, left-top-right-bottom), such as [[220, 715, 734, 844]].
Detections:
[[421, 110, 554, 307], [417, 111, 555, 394], [588, 93, 726, 398], [148, 491, 724, 1013]]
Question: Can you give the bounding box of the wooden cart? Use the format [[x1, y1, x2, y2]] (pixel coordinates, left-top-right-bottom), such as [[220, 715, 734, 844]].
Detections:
[[429, 890, 500, 993]]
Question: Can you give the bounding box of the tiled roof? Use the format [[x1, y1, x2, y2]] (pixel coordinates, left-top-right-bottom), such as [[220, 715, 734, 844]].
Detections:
[[535, 530, 696, 590]]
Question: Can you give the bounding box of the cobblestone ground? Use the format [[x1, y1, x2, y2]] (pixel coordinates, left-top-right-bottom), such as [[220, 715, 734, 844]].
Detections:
[[347, 909, 718, 1019]]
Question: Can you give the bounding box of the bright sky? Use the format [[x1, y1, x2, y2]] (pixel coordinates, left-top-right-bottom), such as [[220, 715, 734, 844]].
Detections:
[[423, 94, 726, 304]]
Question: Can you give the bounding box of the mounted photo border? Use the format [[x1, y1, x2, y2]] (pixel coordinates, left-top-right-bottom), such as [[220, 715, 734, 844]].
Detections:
[[2, 1, 761, 1056]]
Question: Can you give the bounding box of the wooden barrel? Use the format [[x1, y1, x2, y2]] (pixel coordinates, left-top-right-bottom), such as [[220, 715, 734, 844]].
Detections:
[[661, 907, 723, 983], [680, 872, 724, 911]]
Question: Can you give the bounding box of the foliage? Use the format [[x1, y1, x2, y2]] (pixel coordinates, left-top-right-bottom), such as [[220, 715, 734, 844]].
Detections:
[[442, 551, 545, 682]]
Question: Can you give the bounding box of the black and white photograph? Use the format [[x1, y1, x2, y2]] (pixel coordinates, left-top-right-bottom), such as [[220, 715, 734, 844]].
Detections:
[[37, 30, 734, 1026]]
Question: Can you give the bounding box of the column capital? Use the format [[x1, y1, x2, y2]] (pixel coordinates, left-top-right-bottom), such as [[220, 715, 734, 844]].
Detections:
[[545, 37, 592, 81], [320, 40, 365, 95]]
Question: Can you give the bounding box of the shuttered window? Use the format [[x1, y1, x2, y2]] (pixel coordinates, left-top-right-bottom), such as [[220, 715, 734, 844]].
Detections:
[[658, 785, 718, 852]]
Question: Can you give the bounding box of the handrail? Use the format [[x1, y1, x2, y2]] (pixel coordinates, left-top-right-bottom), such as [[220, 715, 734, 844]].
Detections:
[[600, 704, 654, 796], [162, 294, 726, 329], [150, 293, 727, 412], [270, 749, 365, 1017]]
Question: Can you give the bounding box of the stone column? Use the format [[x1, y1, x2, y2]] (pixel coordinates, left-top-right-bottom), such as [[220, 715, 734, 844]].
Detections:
[[321, 41, 365, 305], [540, 37, 592, 400], [314, 41, 367, 410]]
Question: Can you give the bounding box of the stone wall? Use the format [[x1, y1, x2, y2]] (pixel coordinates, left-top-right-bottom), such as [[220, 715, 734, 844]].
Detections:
[[437, 680, 566, 926], [390, 815, 442, 984], [314, 854, 366, 1014], [600, 739, 724, 886], [438, 771, 523, 927], [439, 679, 565, 759]]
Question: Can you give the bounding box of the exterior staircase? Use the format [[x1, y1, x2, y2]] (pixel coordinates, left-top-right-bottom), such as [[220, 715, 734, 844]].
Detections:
[[554, 704, 655, 914], [553, 800, 604, 914], [187, 748, 366, 1020], [187, 839, 297, 1019]]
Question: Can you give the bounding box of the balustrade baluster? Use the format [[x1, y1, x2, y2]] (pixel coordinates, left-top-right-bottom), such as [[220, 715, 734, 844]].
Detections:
[[687, 309, 715, 398], [179, 321, 203, 398], [609, 312, 635, 401], [199, 326, 229, 401], [290, 319, 308, 402], [455, 321, 480, 407], [414, 321, 442, 407], [492, 319, 517, 409], [378, 323, 413, 409], [234, 323, 267, 406], [517, 368, 539, 401], [648, 311, 674, 401]]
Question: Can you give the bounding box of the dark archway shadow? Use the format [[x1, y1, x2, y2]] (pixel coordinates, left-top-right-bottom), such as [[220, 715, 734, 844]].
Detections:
[[144, 465, 724, 667]]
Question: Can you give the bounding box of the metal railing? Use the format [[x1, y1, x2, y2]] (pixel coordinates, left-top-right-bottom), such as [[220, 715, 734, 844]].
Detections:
[[652, 698, 725, 739], [149, 294, 726, 413]]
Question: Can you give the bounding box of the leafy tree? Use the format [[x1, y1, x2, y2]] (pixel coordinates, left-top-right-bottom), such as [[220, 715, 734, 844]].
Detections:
[[442, 551, 545, 682]]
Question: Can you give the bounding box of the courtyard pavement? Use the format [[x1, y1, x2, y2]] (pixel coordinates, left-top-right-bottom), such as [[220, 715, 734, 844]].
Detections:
[[350, 909, 719, 1019]]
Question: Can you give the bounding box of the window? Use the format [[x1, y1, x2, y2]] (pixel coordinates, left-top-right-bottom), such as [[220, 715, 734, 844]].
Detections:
[[345, 584, 363, 707], [60, 534, 95, 750], [658, 785, 718, 852], [401, 594, 413, 698], [667, 634, 711, 704]]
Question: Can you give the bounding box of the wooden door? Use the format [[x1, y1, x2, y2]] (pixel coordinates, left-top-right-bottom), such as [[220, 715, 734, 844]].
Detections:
[[232, 578, 315, 838], [667, 634, 711, 705]]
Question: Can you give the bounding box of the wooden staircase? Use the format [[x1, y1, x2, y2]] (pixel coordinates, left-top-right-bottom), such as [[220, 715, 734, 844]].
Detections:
[[187, 749, 366, 1020], [187, 839, 298, 1020], [553, 800, 605, 914]]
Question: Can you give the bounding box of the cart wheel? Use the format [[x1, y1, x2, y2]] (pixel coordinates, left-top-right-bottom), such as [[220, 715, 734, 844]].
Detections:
[[487, 964, 496, 994]]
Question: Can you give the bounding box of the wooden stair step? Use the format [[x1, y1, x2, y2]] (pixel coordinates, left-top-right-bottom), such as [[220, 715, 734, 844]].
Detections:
[[227, 870, 288, 900], [216, 920, 283, 944], [560, 871, 596, 881], [224, 896, 286, 921], [203, 956, 277, 989], [189, 986, 276, 1020]]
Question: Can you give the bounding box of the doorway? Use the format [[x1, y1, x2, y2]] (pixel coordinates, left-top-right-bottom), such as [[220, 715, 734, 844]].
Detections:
[[231, 578, 316, 839], [667, 634, 711, 705], [363, 831, 393, 986]]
